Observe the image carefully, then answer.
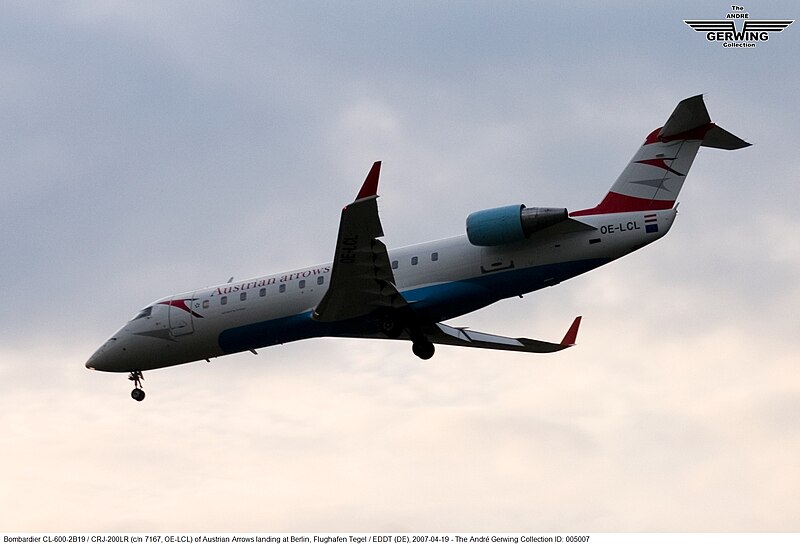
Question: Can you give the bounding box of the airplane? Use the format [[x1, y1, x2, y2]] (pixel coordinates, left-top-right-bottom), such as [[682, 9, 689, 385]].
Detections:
[[86, 95, 749, 401]]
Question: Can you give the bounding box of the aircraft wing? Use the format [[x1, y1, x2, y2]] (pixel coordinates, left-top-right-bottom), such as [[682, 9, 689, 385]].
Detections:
[[314, 162, 581, 356], [426, 316, 582, 354], [313, 162, 407, 322]]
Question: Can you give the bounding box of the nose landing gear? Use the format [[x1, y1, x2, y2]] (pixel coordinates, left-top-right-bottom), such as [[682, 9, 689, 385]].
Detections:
[[128, 371, 145, 402]]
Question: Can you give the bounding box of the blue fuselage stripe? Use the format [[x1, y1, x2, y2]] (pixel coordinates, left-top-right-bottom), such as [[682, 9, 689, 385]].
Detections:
[[216, 258, 609, 355]]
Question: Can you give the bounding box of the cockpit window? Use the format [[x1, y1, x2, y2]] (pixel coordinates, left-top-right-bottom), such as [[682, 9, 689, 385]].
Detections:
[[131, 307, 152, 321]]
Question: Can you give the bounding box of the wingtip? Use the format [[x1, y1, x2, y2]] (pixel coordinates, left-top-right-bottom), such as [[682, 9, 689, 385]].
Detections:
[[356, 161, 381, 200], [560, 315, 582, 346]]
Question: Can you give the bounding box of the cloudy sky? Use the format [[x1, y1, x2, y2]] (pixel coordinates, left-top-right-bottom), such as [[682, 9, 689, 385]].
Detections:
[[2, 0, 799, 532]]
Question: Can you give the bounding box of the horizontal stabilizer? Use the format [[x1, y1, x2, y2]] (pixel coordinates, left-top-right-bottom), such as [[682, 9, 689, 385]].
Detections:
[[659, 95, 750, 148], [701, 125, 751, 150]]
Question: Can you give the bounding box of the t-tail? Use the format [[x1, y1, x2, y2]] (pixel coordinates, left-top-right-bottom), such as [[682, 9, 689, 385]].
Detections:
[[571, 95, 750, 217]]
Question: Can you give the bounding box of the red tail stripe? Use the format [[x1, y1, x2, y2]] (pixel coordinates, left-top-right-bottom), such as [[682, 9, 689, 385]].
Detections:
[[570, 192, 674, 217], [644, 123, 715, 145]]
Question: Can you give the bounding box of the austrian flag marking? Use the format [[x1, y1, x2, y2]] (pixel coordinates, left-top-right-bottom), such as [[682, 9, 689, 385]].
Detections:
[[644, 213, 658, 234]]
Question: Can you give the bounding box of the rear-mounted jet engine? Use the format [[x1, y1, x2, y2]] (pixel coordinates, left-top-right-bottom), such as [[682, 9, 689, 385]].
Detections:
[[466, 204, 568, 246]]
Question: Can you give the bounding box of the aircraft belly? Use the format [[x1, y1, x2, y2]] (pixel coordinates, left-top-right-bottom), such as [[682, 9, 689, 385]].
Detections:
[[217, 311, 325, 354], [403, 257, 611, 323]]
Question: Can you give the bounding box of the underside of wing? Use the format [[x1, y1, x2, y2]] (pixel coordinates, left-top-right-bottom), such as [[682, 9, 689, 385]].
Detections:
[[428, 316, 582, 354], [314, 162, 582, 358], [313, 162, 406, 322]]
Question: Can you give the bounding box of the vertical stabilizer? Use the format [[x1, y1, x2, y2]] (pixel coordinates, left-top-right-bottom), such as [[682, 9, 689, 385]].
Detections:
[[571, 95, 750, 217]]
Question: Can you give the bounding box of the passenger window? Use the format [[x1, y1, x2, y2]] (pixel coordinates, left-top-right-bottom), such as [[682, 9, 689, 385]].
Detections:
[[240, 292, 247, 301], [317, 276, 324, 285], [279, 284, 286, 293], [411, 256, 418, 266], [431, 252, 439, 262], [391, 260, 399, 270], [260, 288, 266, 297], [221, 296, 228, 305], [202, 300, 209, 309], [299, 280, 306, 289]]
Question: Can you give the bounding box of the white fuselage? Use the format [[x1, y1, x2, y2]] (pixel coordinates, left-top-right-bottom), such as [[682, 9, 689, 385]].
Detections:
[[86, 209, 675, 373]]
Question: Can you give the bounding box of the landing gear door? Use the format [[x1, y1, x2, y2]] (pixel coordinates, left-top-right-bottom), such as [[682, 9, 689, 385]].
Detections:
[[168, 294, 195, 336]]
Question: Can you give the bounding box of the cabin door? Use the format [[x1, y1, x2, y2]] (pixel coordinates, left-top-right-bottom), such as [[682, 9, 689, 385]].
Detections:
[[168, 294, 196, 336]]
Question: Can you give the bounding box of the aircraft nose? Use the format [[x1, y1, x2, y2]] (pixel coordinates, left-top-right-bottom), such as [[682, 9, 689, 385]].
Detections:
[[85, 348, 106, 370], [86, 353, 103, 370], [85, 337, 119, 371]]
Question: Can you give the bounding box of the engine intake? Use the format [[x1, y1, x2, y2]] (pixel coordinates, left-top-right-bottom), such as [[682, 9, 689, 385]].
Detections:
[[466, 204, 568, 246]]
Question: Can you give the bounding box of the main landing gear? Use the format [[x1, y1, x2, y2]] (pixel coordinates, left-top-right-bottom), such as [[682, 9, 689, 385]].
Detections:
[[128, 370, 145, 402], [379, 311, 436, 360], [412, 339, 435, 360]]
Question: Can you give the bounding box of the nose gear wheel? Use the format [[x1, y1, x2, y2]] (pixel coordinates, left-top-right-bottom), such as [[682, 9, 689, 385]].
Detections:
[[128, 371, 146, 402]]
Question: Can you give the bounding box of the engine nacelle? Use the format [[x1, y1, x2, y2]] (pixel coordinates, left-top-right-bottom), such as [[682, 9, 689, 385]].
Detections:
[[466, 204, 568, 246]]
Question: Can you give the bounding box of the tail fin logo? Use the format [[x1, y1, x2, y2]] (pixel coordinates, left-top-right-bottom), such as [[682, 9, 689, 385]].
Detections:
[[635, 158, 685, 177]]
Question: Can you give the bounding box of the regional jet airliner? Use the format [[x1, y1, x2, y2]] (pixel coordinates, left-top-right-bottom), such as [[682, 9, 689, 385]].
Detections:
[[86, 95, 749, 401]]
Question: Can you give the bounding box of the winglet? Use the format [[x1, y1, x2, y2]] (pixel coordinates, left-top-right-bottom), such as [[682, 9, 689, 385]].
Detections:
[[560, 316, 582, 346], [356, 161, 381, 200]]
